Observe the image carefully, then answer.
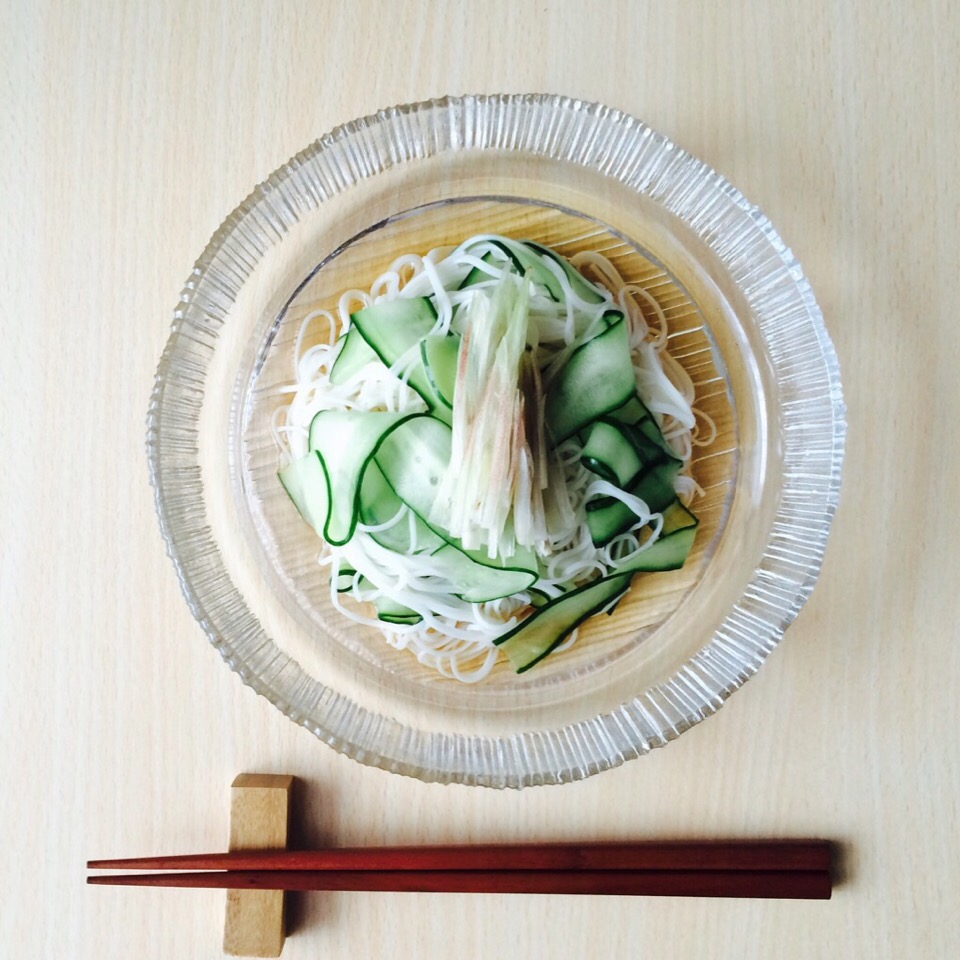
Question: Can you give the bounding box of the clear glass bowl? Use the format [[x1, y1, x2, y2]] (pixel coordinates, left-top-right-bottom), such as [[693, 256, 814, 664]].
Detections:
[[147, 94, 845, 788]]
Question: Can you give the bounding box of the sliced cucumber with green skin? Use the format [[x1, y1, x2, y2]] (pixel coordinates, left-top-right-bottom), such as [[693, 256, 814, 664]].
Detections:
[[430, 544, 537, 603], [371, 414, 451, 518], [373, 596, 423, 626], [604, 583, 631, 617], [584, 497, 634, 546], [350, 297, 438, 364], [364, 583, 422, 625], [335, 566, 357, 592], [358, 461, 446, 555], [522, 240, 609, 305], [419, 334, 460, 409], [631, 459, 683, 512], [623, 419, 675, 466], [544, 316, 636, 442], [659, 499, 699, 537], [295, 453, 521, 608], [613, 519, 698, 573], [458, 250, 504, 290], [308, 410, 425, 546], [329, 328, 380, 384], [373, 416, 539, 601], [495, 514, 698, 672], [362, 440, 536, 602], [580, 419, 647, 488], [495, 573, 634, 673], [278, 452, 330, 535], [378, 613, 423, 626], [350, 298, 451, 423], [363, 513, 536, 602], [528, 587, 552, 608], [633, 415, 680, 460], [468, 238, 562, 301], [607, 393, 679, 461], [465, 238, 611, 306], [608, 393, 651, 427], [585, 460, 683, 545], [581, 394, 683, 546]]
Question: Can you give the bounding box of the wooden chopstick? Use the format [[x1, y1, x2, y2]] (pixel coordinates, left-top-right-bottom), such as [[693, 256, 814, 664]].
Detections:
[[87, 867, 831, 899], [88, 840, 831, 874], [87, 841, 833, 900]]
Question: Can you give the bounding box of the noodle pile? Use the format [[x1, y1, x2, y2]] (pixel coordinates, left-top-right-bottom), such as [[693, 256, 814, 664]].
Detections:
[[272, 239, 715, 681]]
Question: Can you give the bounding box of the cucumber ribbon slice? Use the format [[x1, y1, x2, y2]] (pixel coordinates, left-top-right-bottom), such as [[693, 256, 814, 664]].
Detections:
[[283, 414, 538, 603], [495, 503, 699, 672]]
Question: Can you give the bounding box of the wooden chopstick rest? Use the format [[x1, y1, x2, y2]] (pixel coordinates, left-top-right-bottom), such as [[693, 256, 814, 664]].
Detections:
[[223, 774, 294, 959]]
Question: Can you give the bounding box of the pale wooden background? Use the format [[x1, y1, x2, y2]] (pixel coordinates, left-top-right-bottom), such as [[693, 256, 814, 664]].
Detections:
[[2, 2, 958, 957]]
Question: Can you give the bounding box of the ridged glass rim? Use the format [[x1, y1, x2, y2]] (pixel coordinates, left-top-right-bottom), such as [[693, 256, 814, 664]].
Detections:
[[146, 94, 845, 788]]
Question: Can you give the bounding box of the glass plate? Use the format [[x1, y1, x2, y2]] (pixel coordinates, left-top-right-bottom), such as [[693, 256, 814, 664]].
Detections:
[[147, 94, 845, 788]]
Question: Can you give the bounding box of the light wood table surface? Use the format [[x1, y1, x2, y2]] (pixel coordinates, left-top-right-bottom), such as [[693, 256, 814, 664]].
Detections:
[[3, 2, 958, 957]]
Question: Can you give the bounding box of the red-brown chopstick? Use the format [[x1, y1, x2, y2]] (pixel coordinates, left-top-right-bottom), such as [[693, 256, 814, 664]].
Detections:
[[87, 867, 831, 899], [88, 842, 833, 900], [88, 840, 831, 874]]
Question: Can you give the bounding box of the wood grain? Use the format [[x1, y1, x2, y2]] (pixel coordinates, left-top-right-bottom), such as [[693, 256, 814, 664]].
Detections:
[[2, 1, 959, 958]]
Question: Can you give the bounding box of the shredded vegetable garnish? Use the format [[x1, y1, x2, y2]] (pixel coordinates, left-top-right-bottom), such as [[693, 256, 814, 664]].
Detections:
[[274, 237, 710, 681]]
